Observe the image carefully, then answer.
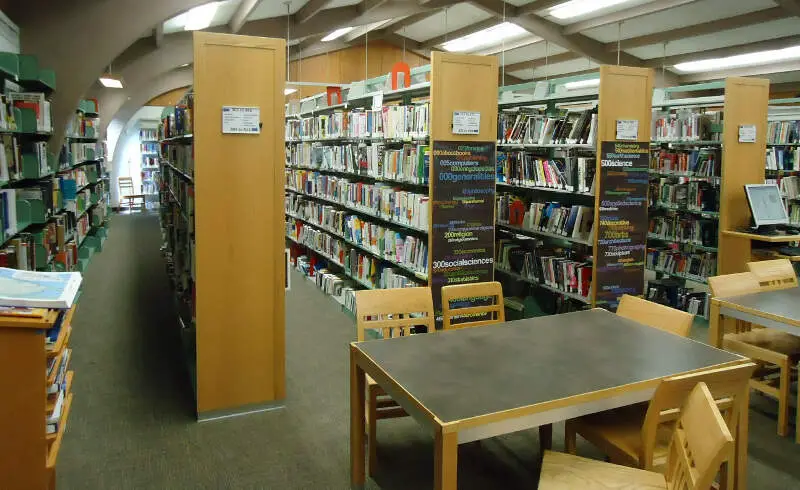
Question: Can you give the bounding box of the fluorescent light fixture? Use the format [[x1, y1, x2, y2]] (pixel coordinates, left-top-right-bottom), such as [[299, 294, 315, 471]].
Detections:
[[441, 22, 527, 53], [322, 27, 354, 42], [284, 88, 297, 95], [674, 45, 800, 73], [99, 74, 124, 89], [564, 78, 600, 90], [549, 0, 633, 20], [180, 1, 221, 31]]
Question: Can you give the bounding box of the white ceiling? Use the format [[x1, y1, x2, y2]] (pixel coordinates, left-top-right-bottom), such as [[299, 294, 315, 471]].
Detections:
[[400, 3, 492, 42], [162, 0, 242, 35]]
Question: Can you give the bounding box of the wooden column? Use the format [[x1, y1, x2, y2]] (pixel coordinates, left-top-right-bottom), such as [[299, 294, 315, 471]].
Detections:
[[193, 32, 286, 415], [718, 77, 770, 275]]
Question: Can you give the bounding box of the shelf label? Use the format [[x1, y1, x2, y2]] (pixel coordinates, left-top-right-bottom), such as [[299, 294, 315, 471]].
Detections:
[[596, 141, 650, 309], [615, 119, 639, 141], [372, 93, 383, 110], [430, 141, 496, 317], [738, 124, 756, 143], [222, 106, 260, 134], [452, 111, 481, 135]]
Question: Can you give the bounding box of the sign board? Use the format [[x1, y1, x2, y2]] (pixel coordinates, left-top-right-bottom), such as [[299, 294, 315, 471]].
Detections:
[[372, 93, 383, 110], [452, 111, 481, 135], [738, 124, 756, 143], [222, 106, 260, 134], [595, 141, 650, 309], [430, 141, 496, 315], [615, 119, 639, 141]]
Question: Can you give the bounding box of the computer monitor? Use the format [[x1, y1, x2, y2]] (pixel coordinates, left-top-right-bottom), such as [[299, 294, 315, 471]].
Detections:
[[744, 183, 789, 227]]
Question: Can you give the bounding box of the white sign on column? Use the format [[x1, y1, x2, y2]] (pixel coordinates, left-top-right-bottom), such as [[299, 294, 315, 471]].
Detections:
[[222, 106, 261, 134]]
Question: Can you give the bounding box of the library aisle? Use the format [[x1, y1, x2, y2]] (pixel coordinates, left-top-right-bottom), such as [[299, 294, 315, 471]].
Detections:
[[56, 215, 799, 489]]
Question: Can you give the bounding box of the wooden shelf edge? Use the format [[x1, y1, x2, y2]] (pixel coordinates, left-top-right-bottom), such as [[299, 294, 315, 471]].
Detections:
[[46, 392, 73, 469], [47, 326, 71, 359], [46, 350, 64, 386], [47, 371, 73, 413], [0, 309, 60, 329], [722, 229, 800, 242]]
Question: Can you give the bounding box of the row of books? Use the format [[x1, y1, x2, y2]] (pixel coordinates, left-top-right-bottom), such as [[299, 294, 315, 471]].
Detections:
[[651, 109, 721, 142], [497, 194, 594, 242], [649, 215, 718, 248], [646, 247, 717, 280], [645, 281, 708, 317], [0, 135, 39, 182], [159, 97, 193, 140], [285, 169, 429, 231], [788, 201, 800, 226], [767, 120, 800, 144], [497, 109, 598, 146], [66, 142, 99, 166], [66, 109, 97, 138], [140, 142, 158, 154], [765, 147, 799, 171], [775, 175, 800, 200], [286, 194, 428, 276], [497, 153, 596, 193], [139, 128, 158, 141], [163, 143, 193, 176], [285, 103, 430, 141], [496, 239, 592, 299], [649, 180, 718, 213], [650, 149, 720, 176], [287, 142, 430, 185], [1, 92, 53, 132], [46, 347, 71, 434], [288, 219, 423, 290]]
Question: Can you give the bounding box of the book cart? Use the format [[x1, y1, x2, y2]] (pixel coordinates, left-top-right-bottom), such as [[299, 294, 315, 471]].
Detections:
[[494, 65, 653, 312]]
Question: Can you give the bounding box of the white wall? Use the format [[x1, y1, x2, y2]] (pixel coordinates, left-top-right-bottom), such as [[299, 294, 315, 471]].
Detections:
[[110, 106, 164, 207]]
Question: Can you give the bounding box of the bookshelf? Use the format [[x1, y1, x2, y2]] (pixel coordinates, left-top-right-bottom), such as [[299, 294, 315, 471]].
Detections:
[[0, 304, 76, 489], [494, 66, 653, 311], [284, 65, 433, 314], [138, 123, 160, 209], [764, 99, 800, 225], [158, 32, 286, 419]]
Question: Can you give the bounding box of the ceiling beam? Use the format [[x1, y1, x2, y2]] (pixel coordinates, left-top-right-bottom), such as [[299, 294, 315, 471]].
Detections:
[[563, 0, 698, 35], [532, 67, 598, 81], [295, 0, 333, 24], [153, 24, 163, 48], [229, 0, 264, 33], [774, 0, 800, 17], [477, 35, 542, 55], [645, 35, 800, 68], [357, 0, 391, 14], [385, 11, 442, 32], [512, 14, 645, 67], [516, 0, 564, 16], [606, 6, 788, 51], [680, 59, 800, 83], [468, 0, 518, 17], [503, 52, 582, 72], [422, 18, 499, 49]]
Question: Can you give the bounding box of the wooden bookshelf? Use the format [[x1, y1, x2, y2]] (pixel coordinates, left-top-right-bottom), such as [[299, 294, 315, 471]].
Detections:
[[0, 305, 76, 490], [159, 32, 287, 419], [494, 66, 653, 309]]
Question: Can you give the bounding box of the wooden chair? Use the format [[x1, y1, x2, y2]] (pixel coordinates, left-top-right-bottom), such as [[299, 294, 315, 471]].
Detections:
[[617, 294, 694, 337], [564, 362, 755, 488], [118, 177, 145, 212], [711, 269, 800, 438], [541, 383, 735, 490], [441, 281, 505, 330], [354, 287, 435, 476]]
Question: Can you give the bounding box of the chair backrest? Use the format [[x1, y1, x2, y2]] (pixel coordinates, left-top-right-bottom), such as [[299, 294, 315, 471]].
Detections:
[[665, 383, 735, 490], [747, 259, 798, 290], [118, 177, 134, 195], [639, 362, 756, 471], [616, 294, 694, 337], [708, 272, 761, 298], [354, 287, 435, 341], [441, 281, 505, 330]]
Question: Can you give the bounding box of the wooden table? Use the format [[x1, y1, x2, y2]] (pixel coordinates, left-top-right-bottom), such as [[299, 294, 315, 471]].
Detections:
[[710, 288, 800, 351], [350, 308, 750, 490]]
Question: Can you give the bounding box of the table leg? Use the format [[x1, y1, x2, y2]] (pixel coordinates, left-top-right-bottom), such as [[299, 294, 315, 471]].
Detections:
[[709, 302, 722, 348], [735, 385, 750, 490], [350, 349, 366, 489], [434, 428, 457, 490]]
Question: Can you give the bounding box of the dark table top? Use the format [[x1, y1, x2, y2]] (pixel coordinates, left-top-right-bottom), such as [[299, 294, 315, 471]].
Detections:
[[354, 309, 743, 424], [717, 288, 800, 323]]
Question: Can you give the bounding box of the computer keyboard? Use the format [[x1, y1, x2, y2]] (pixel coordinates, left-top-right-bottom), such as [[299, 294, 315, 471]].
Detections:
[[778, 246, 800, 256]]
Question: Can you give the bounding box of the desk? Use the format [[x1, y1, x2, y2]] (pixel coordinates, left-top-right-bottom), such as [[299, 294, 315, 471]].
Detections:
[[710, 288, 800, 348], [722, 230, 800, 243], [350, 309, 749, 490]]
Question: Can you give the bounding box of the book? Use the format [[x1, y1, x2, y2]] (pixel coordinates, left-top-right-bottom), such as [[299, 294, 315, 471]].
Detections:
[[0, 268, 82, 308]]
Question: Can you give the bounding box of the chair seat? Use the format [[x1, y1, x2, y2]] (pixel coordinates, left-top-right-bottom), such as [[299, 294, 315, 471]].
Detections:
[[538, 450, 666, 490], [569, 403, 672, 470], [724, 329, 800, 357]]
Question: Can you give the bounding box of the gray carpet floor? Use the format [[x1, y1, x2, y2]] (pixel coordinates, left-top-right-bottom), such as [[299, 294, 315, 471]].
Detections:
[[57, 212, 800, 489]]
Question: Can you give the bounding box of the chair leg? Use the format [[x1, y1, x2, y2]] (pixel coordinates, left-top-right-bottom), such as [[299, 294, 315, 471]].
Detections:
[[778, 360, 790, 437], [367, 386, 378, 476], [539, 424, 553, 453], [564, 420, 577, 455]]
